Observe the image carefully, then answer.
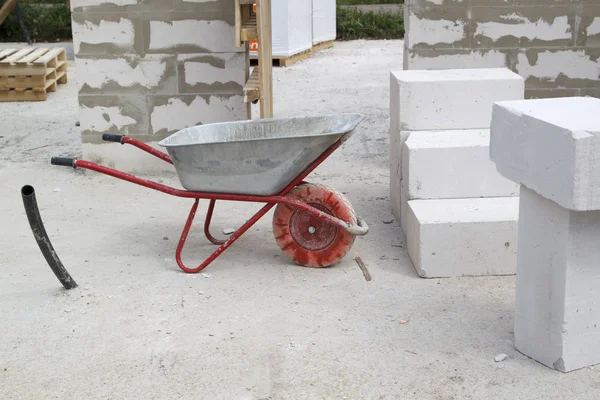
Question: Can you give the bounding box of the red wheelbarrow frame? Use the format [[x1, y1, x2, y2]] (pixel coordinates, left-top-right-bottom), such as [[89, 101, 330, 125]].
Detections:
[[51, 134, 368, 273]]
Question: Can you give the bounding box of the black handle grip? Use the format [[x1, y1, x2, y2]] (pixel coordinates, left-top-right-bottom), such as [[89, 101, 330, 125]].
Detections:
[[51, 157, 75, 167], [102, 134, 124, 143]]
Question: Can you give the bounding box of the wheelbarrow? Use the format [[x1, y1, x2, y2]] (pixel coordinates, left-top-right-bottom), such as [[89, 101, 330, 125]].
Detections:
[[51, 113, 369, 273]]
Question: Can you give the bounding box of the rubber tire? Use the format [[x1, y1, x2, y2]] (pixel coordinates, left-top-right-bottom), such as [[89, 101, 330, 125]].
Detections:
[[272, 183, 357, 268]]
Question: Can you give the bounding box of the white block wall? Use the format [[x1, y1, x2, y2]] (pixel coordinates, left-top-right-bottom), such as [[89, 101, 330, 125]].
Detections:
[[402, 0, 600, 99], [71, 0, 247, 173], [514, 186, 600, 372], [490, 96, 600, 211], [402, 129, 519, 199], [406, 197, 519, 278]]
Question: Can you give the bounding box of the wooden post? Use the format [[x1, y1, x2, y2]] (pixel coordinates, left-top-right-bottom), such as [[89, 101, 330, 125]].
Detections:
[[256, 0, 273, 118], [0, 0, 19, 26]]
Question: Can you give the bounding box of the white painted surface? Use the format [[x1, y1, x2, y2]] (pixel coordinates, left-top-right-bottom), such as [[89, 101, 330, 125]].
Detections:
[[83, 142, 173, 173], [72, 19, 134, 54], [490, 96, 600, 211], [475, 16, 570, 42], [405, 49, 507, 70], [514, 186, 600, 372], [402, 129, 519, 199], [516, 50, 599, 81], [149, 20, 238, 53], [312, 0, 336, 44], [150, 95, 246, 134], [390, 68, 524, 130], [79, 105, 137, 133], [179, 54, 245, 86], [405, 11, 467, 47], [75, 57, 167, 90], [406, 197, 519, 278]]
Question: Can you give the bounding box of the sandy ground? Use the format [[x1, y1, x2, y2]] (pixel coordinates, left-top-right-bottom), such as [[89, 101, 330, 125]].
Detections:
[[1, 40, 599, 400]]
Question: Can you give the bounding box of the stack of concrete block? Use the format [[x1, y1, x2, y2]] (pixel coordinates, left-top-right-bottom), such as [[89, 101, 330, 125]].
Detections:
[[70, 0, 248, 172], [312, 0, 336, 46], [490, 96, 600, 372], [389, 68, 525, 278]]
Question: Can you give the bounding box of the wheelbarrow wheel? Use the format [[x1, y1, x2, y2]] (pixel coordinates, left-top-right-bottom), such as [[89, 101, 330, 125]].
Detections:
[[272, 183, 357, 268]]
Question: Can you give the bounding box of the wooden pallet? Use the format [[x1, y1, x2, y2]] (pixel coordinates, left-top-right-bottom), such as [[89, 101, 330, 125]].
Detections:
[[250, 48, 311, 68], [250, 40, 335, 68], [0, 47, 68, 102], [311, 40, 334, 54]]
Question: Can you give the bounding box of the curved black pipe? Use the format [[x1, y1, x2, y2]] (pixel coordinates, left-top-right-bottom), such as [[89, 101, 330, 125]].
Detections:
[[21, 185, 78, 290]]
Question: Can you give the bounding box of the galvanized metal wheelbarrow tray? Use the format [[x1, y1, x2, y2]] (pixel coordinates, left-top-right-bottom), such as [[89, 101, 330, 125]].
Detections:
[[51, 114, 369, 273]]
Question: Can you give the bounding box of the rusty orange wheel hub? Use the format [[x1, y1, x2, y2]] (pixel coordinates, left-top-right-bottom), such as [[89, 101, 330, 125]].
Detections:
[[273, 183, 357, 268]]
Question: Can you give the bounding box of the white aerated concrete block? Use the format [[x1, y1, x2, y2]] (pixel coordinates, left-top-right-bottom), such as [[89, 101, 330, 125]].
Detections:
[[516, 50, 600, 84], [514, 186, 600, 372], [72, 18, 134, 54], [75, 56, 170, 91], [490, 96, 600, 211], [405, 49, 507, 71], [402, 129, 519, 200], [390, 68, 524, 131], [406, 197, 519, 278], [148, 20, 238, 53], [149, 95, 246, 135]]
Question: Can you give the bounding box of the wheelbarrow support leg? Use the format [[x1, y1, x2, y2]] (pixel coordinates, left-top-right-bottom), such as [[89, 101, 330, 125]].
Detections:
[[176, 200, 276, 273], [204, 200, 226, 245]]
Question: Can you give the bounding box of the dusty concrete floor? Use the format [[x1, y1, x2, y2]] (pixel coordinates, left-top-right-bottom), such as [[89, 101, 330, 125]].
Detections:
[[1, 40, 599, 399]]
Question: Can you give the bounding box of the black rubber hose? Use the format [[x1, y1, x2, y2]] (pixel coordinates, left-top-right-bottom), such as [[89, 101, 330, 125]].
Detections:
[[21, 185, 78, 290]]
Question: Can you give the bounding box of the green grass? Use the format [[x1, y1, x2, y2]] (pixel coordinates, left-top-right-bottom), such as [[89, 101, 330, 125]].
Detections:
[[338, 0, 403, 4], [0, 1, 72, 42], [336, 6, 404, 40]]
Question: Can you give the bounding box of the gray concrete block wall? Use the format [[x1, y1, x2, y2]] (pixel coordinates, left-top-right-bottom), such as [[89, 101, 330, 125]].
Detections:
[[70, 0, 248, 146], [403, 0, 600, 99]]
